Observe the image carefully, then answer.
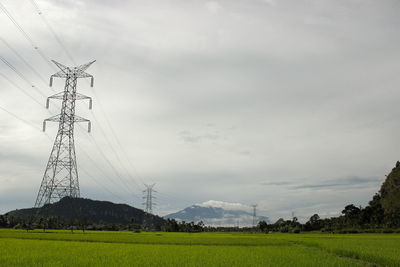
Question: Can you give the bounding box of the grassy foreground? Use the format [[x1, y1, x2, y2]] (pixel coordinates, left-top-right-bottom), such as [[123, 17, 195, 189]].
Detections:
[[0, 229, 399, 266]]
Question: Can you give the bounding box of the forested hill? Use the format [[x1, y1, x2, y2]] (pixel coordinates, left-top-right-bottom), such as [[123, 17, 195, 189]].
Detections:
[[4, 197, 165, 226], [380, 161, 400, 215]]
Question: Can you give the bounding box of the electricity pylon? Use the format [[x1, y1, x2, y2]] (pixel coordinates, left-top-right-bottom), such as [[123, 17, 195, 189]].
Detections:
[[34, 60, 95, 208], [252, 204, 257, 227], [143, 184, 156, 214]]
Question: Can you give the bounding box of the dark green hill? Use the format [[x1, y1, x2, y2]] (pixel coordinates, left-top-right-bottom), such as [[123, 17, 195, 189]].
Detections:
[[5, 197, 165, 226], [380, 161, 400, 214]]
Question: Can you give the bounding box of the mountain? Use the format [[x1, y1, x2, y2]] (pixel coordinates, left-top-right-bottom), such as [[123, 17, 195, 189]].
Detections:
[[380, 161, 400, 214], [5, 197, 165, 226], [165, 200, 269, 226]]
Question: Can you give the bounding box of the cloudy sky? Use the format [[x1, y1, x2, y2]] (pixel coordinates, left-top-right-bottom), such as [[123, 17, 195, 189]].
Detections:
[[1, 0, 399, 222]]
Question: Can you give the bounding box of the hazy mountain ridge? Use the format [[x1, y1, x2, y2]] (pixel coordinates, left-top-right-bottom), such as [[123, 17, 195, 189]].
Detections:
[[165, 201, 269, 226]]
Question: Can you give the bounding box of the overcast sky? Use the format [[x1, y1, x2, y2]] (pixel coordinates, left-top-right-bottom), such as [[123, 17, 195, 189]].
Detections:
[[1, 0, 400, 222]]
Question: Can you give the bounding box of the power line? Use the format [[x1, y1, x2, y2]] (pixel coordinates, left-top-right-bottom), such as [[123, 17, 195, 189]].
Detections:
[[0, 103, 130, 206], [0, 55, 49, 98], [0, 71, 42, 106], [0, 46, 141, 206], [102, 115, 146, 185], [0, 1, 56, 71], [0, 103, 41, 132], [0, 74, 133, 206], [2, 1, 146, 205], [75, 132, 141, 203], [24, 0, 146, 195], [89, 113, 143, 193], [79, 166, 132, 204], [82, 129, 140, 197], [0, 102, 128, 205], [0, 82, 135, 205], [0, 67, 63, 116], [0, 28, 140, 206], [28, 0, 76, 65], [0, 37, 48, 86]]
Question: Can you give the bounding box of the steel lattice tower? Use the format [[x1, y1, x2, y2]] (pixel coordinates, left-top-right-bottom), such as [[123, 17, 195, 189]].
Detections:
[[252, 204, 257, 227], [34, 60, 95, 208], [143, 184, 156, 214]]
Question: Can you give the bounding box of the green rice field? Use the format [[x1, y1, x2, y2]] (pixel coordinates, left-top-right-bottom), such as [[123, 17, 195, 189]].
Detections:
[[0, 229, 399, 266]]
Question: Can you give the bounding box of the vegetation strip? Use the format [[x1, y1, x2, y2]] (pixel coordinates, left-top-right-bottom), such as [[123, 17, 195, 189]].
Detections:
[[0, 235, 289, 247]]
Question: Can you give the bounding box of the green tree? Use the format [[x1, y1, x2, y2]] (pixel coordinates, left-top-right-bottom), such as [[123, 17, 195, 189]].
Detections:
[[0, 215, 8, 228], [380, 161, 400, 215], [342, 204, 361, 227], [257, 220, 268, 232]]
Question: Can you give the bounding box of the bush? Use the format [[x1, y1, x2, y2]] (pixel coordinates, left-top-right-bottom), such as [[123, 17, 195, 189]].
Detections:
[[292, 228, 301, 234], [336, 229, 359, 234], [363, 229, 379, 233], [279, 226, 289, 233]]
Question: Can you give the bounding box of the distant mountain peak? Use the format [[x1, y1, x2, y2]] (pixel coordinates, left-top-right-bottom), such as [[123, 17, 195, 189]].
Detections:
[[165, 200, 269, 226]]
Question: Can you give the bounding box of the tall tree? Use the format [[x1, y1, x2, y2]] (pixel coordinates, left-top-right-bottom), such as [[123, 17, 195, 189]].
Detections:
[[380, 161, 400, 214]]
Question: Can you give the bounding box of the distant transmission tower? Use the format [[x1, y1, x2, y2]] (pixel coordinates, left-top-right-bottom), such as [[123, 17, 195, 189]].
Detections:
[[252, 204, 257, 227], [143, 184, 156, 214], [34, 60, 95, 208]]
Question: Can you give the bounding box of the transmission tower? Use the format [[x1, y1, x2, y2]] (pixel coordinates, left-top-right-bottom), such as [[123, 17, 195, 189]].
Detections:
[[143, 184, 156, 214], [34, 60, 95, 208], [251, 204, 257, 227]]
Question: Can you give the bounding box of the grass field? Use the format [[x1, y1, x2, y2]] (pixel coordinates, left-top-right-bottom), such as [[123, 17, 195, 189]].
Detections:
[[0, 229, 399, 266]]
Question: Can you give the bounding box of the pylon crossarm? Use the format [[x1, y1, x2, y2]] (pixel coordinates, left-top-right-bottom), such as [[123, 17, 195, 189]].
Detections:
[[75, 60, 96, 73], [75, 93, 90, 100], [50, 71, 68, 80], [42, 115, 61, 131], [48, 92, 64, 99], [49, 61, 70, 85], [74, 115, 91, 132], [46, 92, 64, 108], [73, 115, 90, 123], [76, 72, 94, 87], [45, 114, 62, 122], [76, 72, 92, 78], [50, 73, 66, 86], [76, 93, 93, 109], [51, 60, 69, 74]]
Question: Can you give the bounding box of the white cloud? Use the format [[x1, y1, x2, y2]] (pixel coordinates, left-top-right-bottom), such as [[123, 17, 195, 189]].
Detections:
[[198, 200, 250, 211]]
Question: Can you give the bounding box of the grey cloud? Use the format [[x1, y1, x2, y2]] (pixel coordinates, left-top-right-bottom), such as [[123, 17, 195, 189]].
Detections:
[[179, 130, 221, 143], [1, 0, 399, 220], [262, 176, 383, 190], [292, 177, 383, 190], [261, 181, 293, 186]]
